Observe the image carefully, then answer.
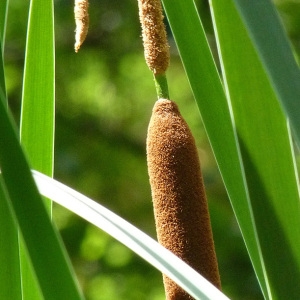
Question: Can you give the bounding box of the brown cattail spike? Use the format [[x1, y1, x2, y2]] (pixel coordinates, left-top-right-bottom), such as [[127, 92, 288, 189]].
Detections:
[[138, 0, 170, 75], [147, 99, 221, 299], [74, 0, 89, 52]]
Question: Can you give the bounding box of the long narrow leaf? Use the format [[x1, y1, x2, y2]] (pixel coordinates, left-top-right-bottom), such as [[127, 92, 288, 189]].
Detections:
[[210, 1, 300, 299], [232, 0, 300, 145], [33, 171, 230, 300], [19, 0, 55, 298], [0, 95, 83, 300], [161, 0, 266, 294], [21, 0, 54, 181]]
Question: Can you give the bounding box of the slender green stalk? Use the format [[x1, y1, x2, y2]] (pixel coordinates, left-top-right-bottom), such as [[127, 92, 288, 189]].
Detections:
[[154, 73, 169, 99]]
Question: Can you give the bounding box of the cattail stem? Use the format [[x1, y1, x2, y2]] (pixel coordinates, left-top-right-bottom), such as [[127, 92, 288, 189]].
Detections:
[[147, 99, 221, 299], [74, 0, 89, 52], [154, 73, 169, 99], [138, 0, 170, 75]]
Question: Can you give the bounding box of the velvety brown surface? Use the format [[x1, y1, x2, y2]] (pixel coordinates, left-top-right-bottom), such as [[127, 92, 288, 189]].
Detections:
[[147, 99, 221, 299], [138, 0, 169, 75]]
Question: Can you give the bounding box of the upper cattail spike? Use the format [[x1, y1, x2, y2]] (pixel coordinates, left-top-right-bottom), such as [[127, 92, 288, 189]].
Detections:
[[74, 0, 89, 52], [138, 0, 170, 75]]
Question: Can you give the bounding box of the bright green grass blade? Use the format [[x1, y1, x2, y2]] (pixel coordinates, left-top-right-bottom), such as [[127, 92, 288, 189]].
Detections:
[[33, 171, 230, 300], [21, 0, 54, 178], [232, 0, 300, 145], [20, 0, 55, 298], [161, 0, 265, 294], [210, 1, 300, 299], [0, 95, 83, 300]]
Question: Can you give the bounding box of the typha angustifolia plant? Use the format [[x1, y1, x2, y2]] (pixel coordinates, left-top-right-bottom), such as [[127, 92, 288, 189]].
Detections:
[[138, 0, 221, 298]]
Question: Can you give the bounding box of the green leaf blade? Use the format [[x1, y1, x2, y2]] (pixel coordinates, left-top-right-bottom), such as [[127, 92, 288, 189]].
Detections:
[[20, 0, 55, 176], [33, 171, 231, 300], [210, 1, 300, 298], [19, 0, 56, 298], [232, 0, 300, 146]]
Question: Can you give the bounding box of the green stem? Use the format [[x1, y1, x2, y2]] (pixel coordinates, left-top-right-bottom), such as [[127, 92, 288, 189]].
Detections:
[[154, 73, 169, 99]]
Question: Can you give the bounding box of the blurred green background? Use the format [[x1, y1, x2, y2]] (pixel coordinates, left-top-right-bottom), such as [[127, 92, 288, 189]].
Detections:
[[4, 0, 300, 299]]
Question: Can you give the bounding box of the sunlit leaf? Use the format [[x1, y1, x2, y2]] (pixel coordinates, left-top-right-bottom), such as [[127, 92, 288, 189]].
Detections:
[[33, 171, 230, 300]]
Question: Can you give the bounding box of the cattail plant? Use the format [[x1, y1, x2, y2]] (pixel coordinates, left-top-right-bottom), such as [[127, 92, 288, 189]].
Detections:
[[138, 0, 221, 298], [74, 0, 89, 52]]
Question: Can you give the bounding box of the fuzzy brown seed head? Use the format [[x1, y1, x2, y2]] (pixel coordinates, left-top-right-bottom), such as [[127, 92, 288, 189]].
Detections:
[[147, 99, 221, 299], [138, 0, 170, 75], [74, 0, 89, 52]]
